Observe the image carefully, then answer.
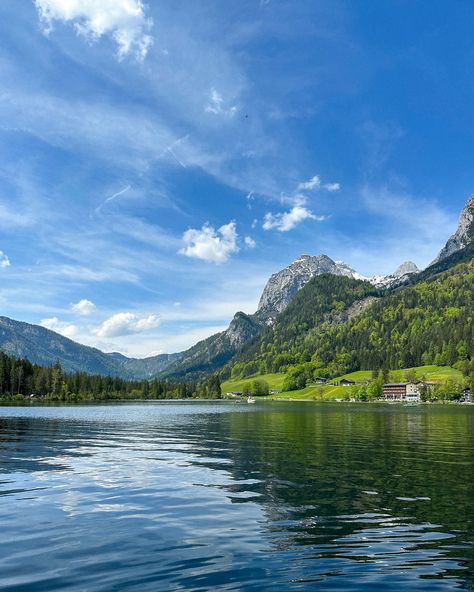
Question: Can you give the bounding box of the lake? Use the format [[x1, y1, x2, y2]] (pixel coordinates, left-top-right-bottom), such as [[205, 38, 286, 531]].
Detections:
[[0, 402, 473, 591]]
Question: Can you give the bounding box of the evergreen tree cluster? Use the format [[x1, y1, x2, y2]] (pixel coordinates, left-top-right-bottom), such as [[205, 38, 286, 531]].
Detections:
[[225, 259, 474, 387], [0, 352, 222, 402], [226, 274, 379, 379]]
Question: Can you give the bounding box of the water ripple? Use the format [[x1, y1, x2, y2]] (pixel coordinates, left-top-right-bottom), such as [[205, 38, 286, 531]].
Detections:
[[0, 402, 473, 591]]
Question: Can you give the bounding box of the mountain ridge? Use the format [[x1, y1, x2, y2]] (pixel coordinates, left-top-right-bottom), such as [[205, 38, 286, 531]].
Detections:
[[0, 193, 473, 380], [0, 316, 181, 378]]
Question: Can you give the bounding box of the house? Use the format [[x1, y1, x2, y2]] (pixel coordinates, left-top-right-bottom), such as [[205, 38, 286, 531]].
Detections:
[[314, 377, 327, 384], [340, 378, 356, 386], [226, 392, 242, 397], [270, 389, 281, 394], [383, 382, 421, 402]]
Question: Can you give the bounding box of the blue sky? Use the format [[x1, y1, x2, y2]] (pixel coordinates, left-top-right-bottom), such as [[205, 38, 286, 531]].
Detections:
[[0, 0, 473, 357]]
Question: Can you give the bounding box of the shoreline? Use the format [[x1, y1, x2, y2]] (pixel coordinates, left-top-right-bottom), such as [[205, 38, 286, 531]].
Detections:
[[0, 397, 472, 407]]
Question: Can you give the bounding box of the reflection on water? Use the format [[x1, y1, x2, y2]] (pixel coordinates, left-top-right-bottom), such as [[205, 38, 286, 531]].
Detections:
[[0, 402, 473, 591]]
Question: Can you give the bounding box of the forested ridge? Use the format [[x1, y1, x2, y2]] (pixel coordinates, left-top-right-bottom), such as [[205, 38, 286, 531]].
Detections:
[[226, 258, 474, 387], [226, 274, 380, 378], [0, 353, 222, 401]]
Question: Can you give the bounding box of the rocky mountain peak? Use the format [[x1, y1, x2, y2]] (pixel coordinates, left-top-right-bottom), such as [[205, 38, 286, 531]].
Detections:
[[432, 194, 474, 264], [394, 261, 419, 277], [370, 260, 420, 288], [256, 254, 361, 321], [225, 312, 262, 348]]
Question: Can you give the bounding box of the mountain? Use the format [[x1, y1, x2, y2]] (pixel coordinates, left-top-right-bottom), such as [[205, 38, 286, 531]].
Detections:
[[255, 255, 366, 322], [0, 254, 422, 381], [370, 261, 419, 289], [433, 194, 474, 264], [158, 312, 264, 381], [0, 316, 181, 378], [1, 194, 472, 382], [227, 274, 379, 380], [159, 254, 380, 380], [226, 256, 474, 383]]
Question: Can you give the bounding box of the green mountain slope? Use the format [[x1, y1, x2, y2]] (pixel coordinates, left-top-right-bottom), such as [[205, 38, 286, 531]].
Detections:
[[0, 316, 181, 378], [225, 275, 380, 379], [159, 312, 264, 381], [226, 256, 474, 382]]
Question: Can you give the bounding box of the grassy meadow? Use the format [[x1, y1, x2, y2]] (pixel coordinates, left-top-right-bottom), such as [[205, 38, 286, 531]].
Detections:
[[221, 365, 464, 401]]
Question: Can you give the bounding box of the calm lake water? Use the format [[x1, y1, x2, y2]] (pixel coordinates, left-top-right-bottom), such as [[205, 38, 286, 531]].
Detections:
[[0, 402, 473, 591]]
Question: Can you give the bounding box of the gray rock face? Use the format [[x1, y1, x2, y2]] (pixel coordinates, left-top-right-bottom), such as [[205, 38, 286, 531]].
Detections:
[[394, 261, 419, 277], [256, 254, 363, 321], [432, 194, 474, 264], [225, 312, 262, 348]]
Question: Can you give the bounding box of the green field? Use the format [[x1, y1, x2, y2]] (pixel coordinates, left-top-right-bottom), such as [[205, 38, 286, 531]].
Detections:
[[222, 373, 286, 394], [222, 365, 463, 401], [336, 365, 463, 384], [222, 372, 349, 401]]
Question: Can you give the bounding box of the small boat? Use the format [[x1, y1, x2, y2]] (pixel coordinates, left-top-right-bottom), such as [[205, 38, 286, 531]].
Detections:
[[247, 396, 256, 404]]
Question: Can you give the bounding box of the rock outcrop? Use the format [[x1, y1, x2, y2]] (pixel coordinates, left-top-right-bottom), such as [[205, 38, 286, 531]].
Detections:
[[256, 254, 364, 322], [432, 194, 474, 264]]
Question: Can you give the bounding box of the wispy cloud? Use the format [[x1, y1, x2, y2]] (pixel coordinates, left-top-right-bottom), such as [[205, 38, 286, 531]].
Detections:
[[297, 175, 321, 191], [96, 185, 131, 213], [244, 236, 256, 248], [205, 88, 238, 117], [262, 173, 336, 232], [34, 0, 154, 61], [0, 251, 10, 268], [263, 205, 324, 232], [297, 175, 341, 192], [360, 184, 456, 268]]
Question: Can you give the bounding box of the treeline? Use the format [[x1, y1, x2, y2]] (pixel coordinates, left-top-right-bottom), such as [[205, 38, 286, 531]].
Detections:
[[225, 260, 474, 389], [311, 260, 474, 375], [0, 352, 222, 401]]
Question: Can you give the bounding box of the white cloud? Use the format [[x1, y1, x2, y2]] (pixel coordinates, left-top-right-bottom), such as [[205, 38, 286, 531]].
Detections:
[[71, 298, 96, 315], [34, 0, 153, 61], [262, 175, 338, 232], [0, 251, 10, 268], [297, 175, 321, 191], [205, 87, 237, 117], [244, 236, 256, 249], [96, 312, 160, 338], [179, 221, 239, 264], [246, 191, 255, 209], [263, 206, 324, 232], [297, 175, 340, 192], [40, 316, 78, 338], [324, 182, 340, 192]]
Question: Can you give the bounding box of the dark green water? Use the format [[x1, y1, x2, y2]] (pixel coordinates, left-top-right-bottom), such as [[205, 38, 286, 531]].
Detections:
[[0, 402, 473, 591]]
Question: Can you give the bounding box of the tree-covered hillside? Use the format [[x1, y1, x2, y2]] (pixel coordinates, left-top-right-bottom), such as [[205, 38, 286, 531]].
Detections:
[[160, 311, 264, 381], [0, 351, 222, 401], [225, 274, 380, 379], [0, 316, 181, 379], [314, 258, 474, 373], [226, 258, 474, 385]]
